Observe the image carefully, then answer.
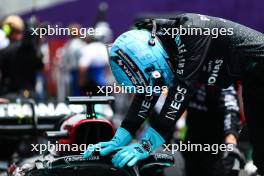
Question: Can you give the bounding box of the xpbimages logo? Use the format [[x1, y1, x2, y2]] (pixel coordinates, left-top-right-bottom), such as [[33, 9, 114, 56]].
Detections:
[[161, 25, 234, 39], [31, 25, 103, 38], [161, 14, 234, 38], [163, 141, 234, 155], [31, 141, 101, 154], [97, 83, 168, 96]]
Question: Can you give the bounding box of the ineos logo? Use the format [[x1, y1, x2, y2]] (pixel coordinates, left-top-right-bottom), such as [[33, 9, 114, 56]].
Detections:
[[165, 86, 187, 120]]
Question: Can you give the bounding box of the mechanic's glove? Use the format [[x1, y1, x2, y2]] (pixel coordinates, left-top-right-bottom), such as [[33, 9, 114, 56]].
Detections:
[[83, 127, 132, 158], [112, 127, 165, 168], [222, 144, 246, 173]]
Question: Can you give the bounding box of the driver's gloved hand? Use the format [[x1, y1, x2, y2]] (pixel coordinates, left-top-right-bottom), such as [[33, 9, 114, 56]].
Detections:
[[83, 127, 132, 158], [112, 127, 165, 168], [222, 144, 246, 174]]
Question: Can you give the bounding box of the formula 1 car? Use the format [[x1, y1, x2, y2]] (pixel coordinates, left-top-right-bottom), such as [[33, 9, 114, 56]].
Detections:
[[10, 151, 174, 176], [7, 96, 174, 176]]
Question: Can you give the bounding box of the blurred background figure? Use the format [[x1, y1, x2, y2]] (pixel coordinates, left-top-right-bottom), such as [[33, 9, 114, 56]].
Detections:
[[58, 1, 114, 99], [0, 15, 44, 99], [93, 2, 113, 44], [78, 1, 113, 96], [78, 35, 110, 95], [59, 23, 86, 100], [2, 15, 24, 42]]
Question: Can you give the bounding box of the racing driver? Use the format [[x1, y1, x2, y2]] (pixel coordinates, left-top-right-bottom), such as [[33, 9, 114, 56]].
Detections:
[[83, 13, 264, 174]]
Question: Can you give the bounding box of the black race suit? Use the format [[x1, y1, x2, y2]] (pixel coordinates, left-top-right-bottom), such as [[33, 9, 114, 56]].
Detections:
[[120, 13, 264, 173], [183, 84, 241, 176]]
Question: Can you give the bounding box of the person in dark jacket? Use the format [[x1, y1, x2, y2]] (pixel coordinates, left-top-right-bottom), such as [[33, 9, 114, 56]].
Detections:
[[0, 15, 43, 96], [183, 84, 243, 176]]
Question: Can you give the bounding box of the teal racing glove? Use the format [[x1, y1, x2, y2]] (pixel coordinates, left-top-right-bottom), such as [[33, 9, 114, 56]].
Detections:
[[83, 127, 132, 158], [112, 127, 165, 168]]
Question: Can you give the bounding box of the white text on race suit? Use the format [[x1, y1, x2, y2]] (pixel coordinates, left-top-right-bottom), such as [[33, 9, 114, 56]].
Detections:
[[165, 86, 187, 120], [138, 97, 153, 119], [207, 59, 223, 85], [175, 35, 187, 75]]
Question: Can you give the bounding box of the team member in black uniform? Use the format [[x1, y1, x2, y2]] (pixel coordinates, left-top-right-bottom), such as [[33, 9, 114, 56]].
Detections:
[[183, 84, 243, 176], [84, 13, 264, 174], [0, 16, 43, 96]]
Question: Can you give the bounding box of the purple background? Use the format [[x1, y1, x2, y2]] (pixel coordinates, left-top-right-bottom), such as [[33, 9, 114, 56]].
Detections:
[[21, 0, 263, 36]]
